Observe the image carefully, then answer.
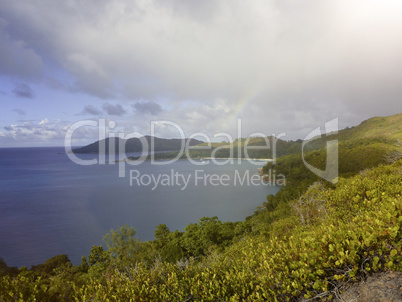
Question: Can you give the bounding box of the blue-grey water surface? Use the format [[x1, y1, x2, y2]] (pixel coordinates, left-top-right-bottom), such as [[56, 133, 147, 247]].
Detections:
[[0, 147, 278, 267]]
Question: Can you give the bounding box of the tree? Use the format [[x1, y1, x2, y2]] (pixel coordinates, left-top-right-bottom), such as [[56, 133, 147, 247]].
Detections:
[[154, 224, 171, 248], [31, 254, 71, 276], [0, 257, 18, 276], [181, 217, 237, 257], [103, 224, 141, 269], [86, 245, 110, 277]]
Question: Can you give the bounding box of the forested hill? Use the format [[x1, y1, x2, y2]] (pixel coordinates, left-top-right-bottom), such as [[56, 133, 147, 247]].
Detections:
[[179, 113, 402, 161], [72, 136, 204, 154], [134, 113, 402, 161], [260, 113, 402, 209], [333, 113, 402, 142], [1, 113, 401, 301]]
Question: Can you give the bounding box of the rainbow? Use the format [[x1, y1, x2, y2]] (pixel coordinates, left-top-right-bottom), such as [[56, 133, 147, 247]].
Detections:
[[223, 84, 262, 131]]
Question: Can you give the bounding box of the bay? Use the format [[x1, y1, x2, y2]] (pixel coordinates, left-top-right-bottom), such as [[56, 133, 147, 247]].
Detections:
[[0, 147, 279, 267]]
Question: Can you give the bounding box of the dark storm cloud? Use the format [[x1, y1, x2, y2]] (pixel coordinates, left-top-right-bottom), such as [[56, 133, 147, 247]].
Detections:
[[80, 105, 102, 116], [0, 0, 401, 142], [133, 101, 163, 116], [12, 109, 26, 116], [102, 103, 126, 116], [12, 83, 35, 98], [0, 18, 44, 79]]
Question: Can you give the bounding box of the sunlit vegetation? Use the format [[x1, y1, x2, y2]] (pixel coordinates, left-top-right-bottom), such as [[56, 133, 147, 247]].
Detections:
[[127, 136, 305, 161], [1, 114, 401, 301], [1, 160, 400, 301]]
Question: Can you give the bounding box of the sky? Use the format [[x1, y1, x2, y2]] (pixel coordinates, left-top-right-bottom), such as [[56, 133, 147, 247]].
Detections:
[[0, 0, 402, 147]]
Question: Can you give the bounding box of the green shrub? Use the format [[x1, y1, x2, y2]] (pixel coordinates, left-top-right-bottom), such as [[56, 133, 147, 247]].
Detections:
[[71, 161, 401, 301]]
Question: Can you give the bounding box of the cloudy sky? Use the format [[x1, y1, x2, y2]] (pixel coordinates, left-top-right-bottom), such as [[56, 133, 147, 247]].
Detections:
[[1, 0, 402, 147]]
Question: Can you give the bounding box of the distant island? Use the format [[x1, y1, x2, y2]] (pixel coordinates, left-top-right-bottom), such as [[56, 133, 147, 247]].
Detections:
[[1, 113, 401, 301], [72, 136, 204, 154]]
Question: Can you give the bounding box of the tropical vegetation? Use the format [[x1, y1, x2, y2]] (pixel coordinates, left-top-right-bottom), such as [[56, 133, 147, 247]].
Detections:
[[0, 113, 401, 301]]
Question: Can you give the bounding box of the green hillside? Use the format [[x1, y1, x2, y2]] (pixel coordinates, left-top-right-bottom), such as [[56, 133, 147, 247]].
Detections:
[[187, 136, 303, 159], [1, 113, 401, 301], [136, 113, 402, 162], [73, 136, 204, 154], [126, 136, 304, 162], [258, 113, 402, 209], [1, 159, 400, 301], [334, 113, 402, 142]]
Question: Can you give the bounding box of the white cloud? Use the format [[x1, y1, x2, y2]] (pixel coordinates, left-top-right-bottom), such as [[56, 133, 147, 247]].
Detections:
[[39, 118, 49, 125], [0, 0, 401, 145], [0, 119, 92, 147]]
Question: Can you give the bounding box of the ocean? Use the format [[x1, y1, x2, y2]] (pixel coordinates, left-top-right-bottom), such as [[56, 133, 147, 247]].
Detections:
[[0, 147, 279, 267]]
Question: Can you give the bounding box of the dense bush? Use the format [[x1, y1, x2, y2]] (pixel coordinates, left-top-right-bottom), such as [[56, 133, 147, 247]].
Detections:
[[1, 114, 401, 301], [0, 161, 382, 301], [64, 161, 401, 301]]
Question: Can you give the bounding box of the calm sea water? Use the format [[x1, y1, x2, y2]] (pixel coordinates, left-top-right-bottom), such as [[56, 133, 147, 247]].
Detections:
[[0, 147, 278, 267]]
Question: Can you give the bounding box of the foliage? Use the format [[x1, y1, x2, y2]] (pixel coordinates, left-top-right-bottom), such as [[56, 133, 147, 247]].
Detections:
[[1, 114, 401, 301], [2, 162, 401, 301], [385, 139, 402, 163], [69, 160, 401, 301], [0, 255, 82, 302], [103, 224, 139, 267], [77, 161, 400, 300]]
